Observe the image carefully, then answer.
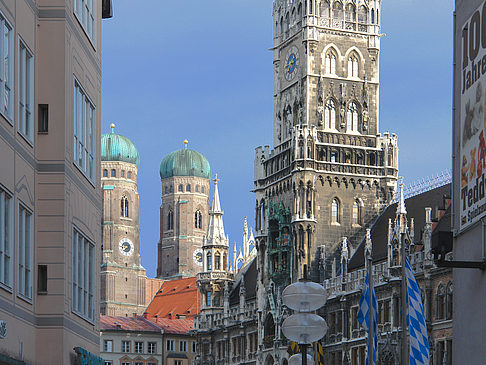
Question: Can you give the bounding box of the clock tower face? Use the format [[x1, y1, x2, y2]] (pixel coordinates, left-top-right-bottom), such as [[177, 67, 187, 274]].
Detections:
[[118, 238, 134, 257], [193, 248, 203, 266], [284, 46, 300, 81]]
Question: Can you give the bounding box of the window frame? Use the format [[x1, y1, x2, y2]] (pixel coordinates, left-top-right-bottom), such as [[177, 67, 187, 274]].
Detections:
[[18, 37, 34, 144], [0, 186, 13, 289], [17, 202, 33, 301], [103, 339, 113, 353], [147, 341, 156, 354], [166, 339, 175, 352], [331, 198, 340, 224], [324, 99, 336, 129], [122, 340, 131, 353], [0, 13, 13, 123], [180, 340, 187, 352], [73, 0, 96, 45], [134, 341, 143, 353], [72, 226, 95, 322], [73, 78, 96, 183]]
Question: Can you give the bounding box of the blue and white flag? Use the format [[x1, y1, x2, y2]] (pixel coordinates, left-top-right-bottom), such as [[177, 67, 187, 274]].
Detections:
[[405, 257, 430, 365], [358, 271, 378, 365]]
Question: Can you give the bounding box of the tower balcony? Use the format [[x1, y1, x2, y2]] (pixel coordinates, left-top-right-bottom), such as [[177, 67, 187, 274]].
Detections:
[[197, 271, 234, 282]]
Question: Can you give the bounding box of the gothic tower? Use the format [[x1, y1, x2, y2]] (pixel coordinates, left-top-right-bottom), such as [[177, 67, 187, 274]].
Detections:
[[100, 124, 146, 316], [197, 176, 233, 321], [157, 141, 211, 279], [254, 0, 399, 285]]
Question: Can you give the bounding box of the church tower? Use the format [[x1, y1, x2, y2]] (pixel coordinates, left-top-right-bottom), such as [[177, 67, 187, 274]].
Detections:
[[100, 124, 146, 316], [197, 176, 233, 321], [157, 141, 211, 279], [254, 0, 399, 284]]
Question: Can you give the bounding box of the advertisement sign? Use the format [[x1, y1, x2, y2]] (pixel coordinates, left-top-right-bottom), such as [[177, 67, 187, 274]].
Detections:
[[459, 2, 486, 230]]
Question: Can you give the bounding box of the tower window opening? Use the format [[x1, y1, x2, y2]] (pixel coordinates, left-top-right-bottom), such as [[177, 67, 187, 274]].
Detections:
[[223, 253, 227, 270], [215, 253, 221, 270], [207, 252, 212, 270], [167, 210, 174, 230], [121, 170, 125, 178], [111, 169, 116, 177], [353, 200, 360, 225], [165, 186, 168, 195], [195, 210, 202, 229], [186, 184, 191, 192], [178, 184, 183, 192], [196, 185, 200, 192], [170, 185, 173, 193], [121, 196, 129, 218], [320, 0, 330, 19], [348, 54, 359, 77], [202, 186, 205, 194], [347, 102, 359, 132], [331, 198, 340, 224], [206, 291, 212, 306], [103, 169, 108, 177], [325, 52, 337, 75], [358, 5, 368, 24], [332, 2, 344, 26], [371, 9, 375, 24], [345, 3, 356, 22], [325, 99, 336, 129], [127, 171, 132, 179]]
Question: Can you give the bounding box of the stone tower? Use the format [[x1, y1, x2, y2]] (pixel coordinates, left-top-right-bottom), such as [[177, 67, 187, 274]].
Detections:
[[157, 141, 211, 279], [254, 0, 399, 284], [197, 176, 233, 321], [100, 124, 146, 317]]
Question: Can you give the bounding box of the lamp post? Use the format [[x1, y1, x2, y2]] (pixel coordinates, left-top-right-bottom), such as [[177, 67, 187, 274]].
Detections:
[[282, 268, 328, 365]]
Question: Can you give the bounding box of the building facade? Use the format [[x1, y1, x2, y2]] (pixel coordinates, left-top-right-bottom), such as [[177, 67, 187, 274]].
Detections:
[[0, 0, 110, 363], [157, 142, 211, 279], [100, 124, 147, 317]]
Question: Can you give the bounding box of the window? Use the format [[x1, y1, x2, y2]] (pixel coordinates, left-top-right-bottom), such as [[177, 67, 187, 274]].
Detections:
[[325, 52, 336, 75], [74, 0, 96, 42], [121, 196, 129, 218], [135, 341, 143, 353], [206, 291, 212, 306], [0, 187, 12, 287], [358, 5, 368, 23], [134, 363, 143, 365], [196, 185, 200, 192], [104, 362, 112, 365], [332, 2, 344, 22], [324, 99, 336, 129], [127, 171, 132, 179], [201, 186, 205, 194], [175, 361, 183, 365], [103, 340, 113, 352], [195, 210, 202, 229], [122, 340, 131, 353], [345, 3, 356, 22], [0, 16, 12, 119], [103, 169, 108, 177], [186, 184, 191, 192], [121, 362, 130, 365], [331, 198, 340, 224], [111, 169, 116, 177], [446, 282, 453, 319], [348, 54, 359, 77], [148, 342, 156, 354], [207, 252, 212, 270], [347, 102, 359, 132], [436, 283, 445, 320], [38, 104, 48, 133], [320, 0, 330, 18], [18, 204, 32, 299], [167, 339, 175, 351], [165, 186, 168, 194], [73, 80, 96, 181], [167, 210, 174, 230], [352, 200, 360, 225], [121, 170, 125, 178], [18, 40, 34, 142], [215, 253, 221, 270], [178, 184, 183, 192], [169, 185, 173, 193], [180, 340, 187, 352], [72, 228, 95, 321], [192, 342, 197, 353]]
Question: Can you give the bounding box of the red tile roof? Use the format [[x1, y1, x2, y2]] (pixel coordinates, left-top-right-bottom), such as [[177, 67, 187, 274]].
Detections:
[[100, 315, 161, 333], [144, 277, 199, 320], [153, 317, 194, 335]]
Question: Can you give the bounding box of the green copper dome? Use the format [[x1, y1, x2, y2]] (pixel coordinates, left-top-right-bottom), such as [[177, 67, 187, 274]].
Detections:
[[160, 145, 210, 180], [101, 127, 140, 166]]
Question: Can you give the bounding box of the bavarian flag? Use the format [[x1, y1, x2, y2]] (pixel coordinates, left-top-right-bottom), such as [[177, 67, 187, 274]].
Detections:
[[287, 341, 300, 355], [314, 341, 324, 365]]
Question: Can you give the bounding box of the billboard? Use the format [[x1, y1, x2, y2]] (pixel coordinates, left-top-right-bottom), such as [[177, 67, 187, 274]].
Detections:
[[459, 2, 486, 231]]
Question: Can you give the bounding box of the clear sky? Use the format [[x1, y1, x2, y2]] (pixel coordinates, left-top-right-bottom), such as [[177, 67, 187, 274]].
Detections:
[[101, 0, 454, 278]]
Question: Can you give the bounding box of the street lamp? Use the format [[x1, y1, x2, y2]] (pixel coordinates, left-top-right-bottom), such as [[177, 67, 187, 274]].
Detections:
[[282, 272, 328, 365]]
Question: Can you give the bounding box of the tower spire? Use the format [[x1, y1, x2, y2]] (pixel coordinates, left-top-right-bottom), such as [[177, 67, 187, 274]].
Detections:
[[205, 174, 227, 247], [397, 178, 407, 216]]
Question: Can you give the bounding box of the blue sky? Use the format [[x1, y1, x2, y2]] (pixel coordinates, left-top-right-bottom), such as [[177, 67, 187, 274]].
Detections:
[[101, 0, 454, 278]]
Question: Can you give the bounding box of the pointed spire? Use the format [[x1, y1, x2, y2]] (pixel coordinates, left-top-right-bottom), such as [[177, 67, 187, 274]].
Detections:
[[205, 174, 227, 247], [365, 228, 372, 259], [211, 174, 222, 213], [342, 237, 349, 261], [243, 217, 249, 259], [397, 178, 407, 216]]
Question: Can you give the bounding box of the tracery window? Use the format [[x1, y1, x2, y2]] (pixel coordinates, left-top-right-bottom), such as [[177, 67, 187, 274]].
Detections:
[[358, 5, 368, 23], [345, 3, 356, 21], [121, 196, 129, 218], [324, 99, 336, 129], [347, 102, 359, 132], [331, 198, 340, 224], [325, 51, 337, 75], [348, 54, 359, 77], [167, 210, 174, 230], [352, 200, 360, 225], [207, 252, 212, 270], [195, 210, 202, 229], [186, 184, 191, 192], [320, 0, 330, 18], [215, 253, 221, 270], [332, 2, 344, 25], [178, 184, 183, 192]]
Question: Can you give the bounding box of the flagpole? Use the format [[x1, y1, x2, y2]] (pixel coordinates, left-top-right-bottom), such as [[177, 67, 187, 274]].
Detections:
[[367, 241, 373, 365], [400, 230, 409, 364]]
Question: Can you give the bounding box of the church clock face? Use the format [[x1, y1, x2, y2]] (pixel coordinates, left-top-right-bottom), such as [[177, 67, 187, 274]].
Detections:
[[119, 238, 134, 257], [193, 248, 203, 266], [284, 46, 300, 81]]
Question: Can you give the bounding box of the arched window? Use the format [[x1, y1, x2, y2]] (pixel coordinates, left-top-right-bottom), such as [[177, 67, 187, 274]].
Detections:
[[121, 170, 125, 178], [169, 185, 173, 193], [202, 186, 205, 194], [178, 184, 183, 192], [325, 51, 337, 74], [446, 282, 453, 319], [371, 9, 375, 24], [103, 169, 108, 177], [347, 102, 359, 132], [275, 21, 279, 35], [331, 198, 340, 223], [358, 5, 368, 23], [206, 291, 212, 306], [127, 171, 132, 179], [215, 253, 221, 270], [164, 186, 168, 195], [207, 252, 212, 270], [308, 0, 313, 14], [195, 210, 202, 229], [223, 253, 227, 270], [376, 10, 379, 24], [167, 210, 174, 230], [186, 184, 191, 192], [285, 12, 290, 31], [352, 200, 360, 225], [111, 169, 116, 177], [436, 283, 445, 320], [348, 54, 359, 77], [320, 0, 330, 18], [291, 8, 296, 25], [332, 2, 344, 25], [121, 196, 129, 218], [345, 3, 356, 22], [196, 185, 200, 192], [280, 16, 284, 34], [324, 99, 336, 129]]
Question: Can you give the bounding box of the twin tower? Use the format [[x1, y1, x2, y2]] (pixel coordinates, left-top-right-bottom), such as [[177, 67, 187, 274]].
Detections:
[[99, 128, 221, 316]]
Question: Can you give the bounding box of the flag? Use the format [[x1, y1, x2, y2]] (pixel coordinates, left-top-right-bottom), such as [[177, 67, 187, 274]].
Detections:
[[357, 271, 378, 365], [287, 341, 300, 356], [314, 341, 324, 365], [405, 256, 430, 365]]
